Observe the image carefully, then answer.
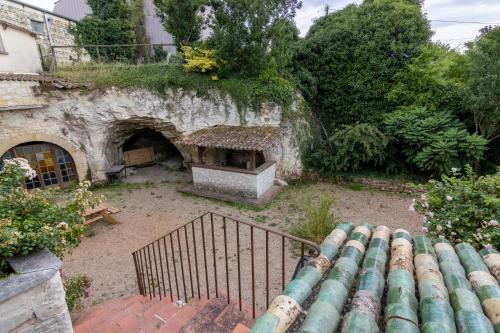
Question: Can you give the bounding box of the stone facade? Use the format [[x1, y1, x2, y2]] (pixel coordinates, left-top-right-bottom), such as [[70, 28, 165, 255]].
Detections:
[[0, 0, 85, 67], [0, 80, 40, 108], [0, 85, 306, 182], [192, 162, 276, 199], [0, 249, 72, 333]]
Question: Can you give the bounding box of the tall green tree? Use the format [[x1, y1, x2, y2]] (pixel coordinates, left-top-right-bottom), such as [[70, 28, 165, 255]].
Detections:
[[294, 0, 431, 131], [465, 26, 500, 142], [207, 0, 302, 76], [388, 44, 470, 117], [70, 0, 135, 62], [153, 0, 205, 48]]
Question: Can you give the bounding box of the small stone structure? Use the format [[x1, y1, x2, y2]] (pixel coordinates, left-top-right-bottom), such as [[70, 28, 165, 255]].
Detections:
[[0, 249, 72, 333], [192, 162, 277, 199]]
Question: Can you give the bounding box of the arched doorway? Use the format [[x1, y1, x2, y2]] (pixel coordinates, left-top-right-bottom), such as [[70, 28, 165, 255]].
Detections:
[[0, 142, 78, 189]]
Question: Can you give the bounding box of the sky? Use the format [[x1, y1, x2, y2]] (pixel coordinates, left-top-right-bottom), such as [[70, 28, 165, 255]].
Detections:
[[25, 0, 500, 49]]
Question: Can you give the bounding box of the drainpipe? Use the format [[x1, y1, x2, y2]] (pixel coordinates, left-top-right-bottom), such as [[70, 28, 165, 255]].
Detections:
[[43, 13, 53, 45]]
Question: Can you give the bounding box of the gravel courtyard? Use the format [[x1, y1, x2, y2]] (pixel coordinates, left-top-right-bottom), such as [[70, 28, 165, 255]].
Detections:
[[63, 166, 422, 310]]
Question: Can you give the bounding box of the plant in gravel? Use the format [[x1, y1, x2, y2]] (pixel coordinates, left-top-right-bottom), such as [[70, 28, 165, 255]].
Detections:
[[64, 275, 92, 312], [415, 165, 499, 249], [291, 195, 338, 244], [0, 159, 103, 274]]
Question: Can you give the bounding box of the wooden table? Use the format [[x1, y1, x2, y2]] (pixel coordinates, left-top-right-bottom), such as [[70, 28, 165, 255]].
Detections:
[[105, 165, 126, 184], [82, 205, 121, 225]]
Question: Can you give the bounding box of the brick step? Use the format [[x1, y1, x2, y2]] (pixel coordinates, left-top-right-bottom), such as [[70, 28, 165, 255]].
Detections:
[[232, 324, 251, 333], [73, 294, 254, 333]]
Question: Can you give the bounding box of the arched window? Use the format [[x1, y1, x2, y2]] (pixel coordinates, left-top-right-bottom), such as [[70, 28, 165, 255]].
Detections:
[[0, 142, 78, 189]]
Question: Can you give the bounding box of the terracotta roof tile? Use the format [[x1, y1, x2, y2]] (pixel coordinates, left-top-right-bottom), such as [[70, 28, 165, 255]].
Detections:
[[176, 126, 285, 151], [0, 73, 88, 89]]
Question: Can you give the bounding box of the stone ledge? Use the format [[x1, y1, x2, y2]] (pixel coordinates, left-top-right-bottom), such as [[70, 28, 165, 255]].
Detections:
[[0, 249, 62, 303]]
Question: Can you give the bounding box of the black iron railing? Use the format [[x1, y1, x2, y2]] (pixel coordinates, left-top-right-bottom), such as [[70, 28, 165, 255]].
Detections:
[[132, 212, 320, 318]]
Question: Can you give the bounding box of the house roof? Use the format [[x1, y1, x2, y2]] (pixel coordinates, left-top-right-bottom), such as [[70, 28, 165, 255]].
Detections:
[[176, 126, 285, 151], [0, 20, 37, 38], [0, 73, 88, 89], [251, 225, 500, 333]]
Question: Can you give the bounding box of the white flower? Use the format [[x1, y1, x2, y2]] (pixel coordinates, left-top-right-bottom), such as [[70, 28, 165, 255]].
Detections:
[[489, 220, 498, 227], [446, 195, 453, 202], [451, 167, 459, 175], [57, 222, 69, 230], [436, 225, 442, 232], [484, 244, 493, 250], [421, 227, 428, 233], [439, 235, 445, 239]]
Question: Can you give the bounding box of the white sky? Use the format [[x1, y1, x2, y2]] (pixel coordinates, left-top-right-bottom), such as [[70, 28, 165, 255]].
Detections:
[[24, 0, 500, 49]]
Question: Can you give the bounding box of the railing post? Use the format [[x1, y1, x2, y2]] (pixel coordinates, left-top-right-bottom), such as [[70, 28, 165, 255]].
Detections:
[[96, 46, 101, 63]]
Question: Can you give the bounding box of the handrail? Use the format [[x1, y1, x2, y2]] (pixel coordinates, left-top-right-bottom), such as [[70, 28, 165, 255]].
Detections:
[[131, 211, 321, 318]]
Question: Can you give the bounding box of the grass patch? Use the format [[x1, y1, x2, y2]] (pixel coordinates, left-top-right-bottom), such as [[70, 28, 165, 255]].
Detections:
[[64, 275, 92, 312], [54, 62, 295, 116], [291, 195, 338, 244]]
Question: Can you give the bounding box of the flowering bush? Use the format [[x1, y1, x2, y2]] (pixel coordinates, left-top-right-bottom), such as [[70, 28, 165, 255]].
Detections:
[[0, 158, 103, 274], [415, 165, 499, 249]]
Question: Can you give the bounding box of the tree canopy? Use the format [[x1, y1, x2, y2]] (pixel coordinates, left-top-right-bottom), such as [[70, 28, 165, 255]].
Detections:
[[294, 0, 431, 131]]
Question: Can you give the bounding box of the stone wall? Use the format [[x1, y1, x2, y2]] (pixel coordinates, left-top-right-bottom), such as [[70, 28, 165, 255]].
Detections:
[[0, 0, 85, 67], [0, 80, 40, 108], [0, 249, 72, 333], [192, 162, 276, 199], [256, 163, 276, 198], [0, 85, 306, 181]]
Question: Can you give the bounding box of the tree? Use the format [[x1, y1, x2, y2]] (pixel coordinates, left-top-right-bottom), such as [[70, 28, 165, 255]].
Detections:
[[294, 0, 431, 131], [207, 0, 302, 76], [465, 26, 500, 142], [388, 44, 470, 117], [70, 0, 135, 63], [153, 0, 205, 48]]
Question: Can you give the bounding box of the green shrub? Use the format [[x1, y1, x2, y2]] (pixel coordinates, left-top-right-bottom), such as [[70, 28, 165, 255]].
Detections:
[[291, 195, 337, 244], [305, 123, 387, 174], [415, 166, 499, 249], [0, 159, 102, 274], [64, 275, 92, 312], [384, 106, 487, 175]]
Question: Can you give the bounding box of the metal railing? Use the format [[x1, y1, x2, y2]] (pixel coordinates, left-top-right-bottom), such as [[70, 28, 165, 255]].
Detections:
[[131, 212, 320, 318]]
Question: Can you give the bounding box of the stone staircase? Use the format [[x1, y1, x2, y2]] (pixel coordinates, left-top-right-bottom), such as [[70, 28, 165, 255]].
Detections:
[[72, 295, 253, 333]]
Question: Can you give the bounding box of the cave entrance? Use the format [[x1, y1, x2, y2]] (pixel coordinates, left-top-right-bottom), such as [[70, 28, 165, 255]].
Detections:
[[121, 129, 183, 171]]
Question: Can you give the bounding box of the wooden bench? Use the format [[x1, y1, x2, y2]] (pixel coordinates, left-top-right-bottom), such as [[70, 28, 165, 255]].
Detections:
[[82, 205, 121, 226]]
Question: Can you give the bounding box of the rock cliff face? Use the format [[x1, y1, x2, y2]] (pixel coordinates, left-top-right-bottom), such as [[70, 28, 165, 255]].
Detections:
[[0, 86, 309, 181]]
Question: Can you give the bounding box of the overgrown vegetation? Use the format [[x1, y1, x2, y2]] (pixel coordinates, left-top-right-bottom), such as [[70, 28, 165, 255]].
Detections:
[[291, 195, 338, 244], [415, 166, 499, 249], [0, 159, 102, 275], [55, 62, 295, 114], [64, 275, 92, 312], [70, 0, 136, 62]]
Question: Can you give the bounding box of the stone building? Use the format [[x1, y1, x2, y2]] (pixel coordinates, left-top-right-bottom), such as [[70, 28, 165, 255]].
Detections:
[[0, 0, 83, 68]]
